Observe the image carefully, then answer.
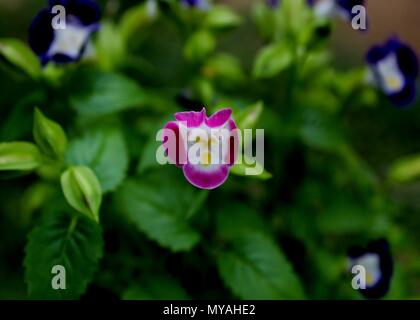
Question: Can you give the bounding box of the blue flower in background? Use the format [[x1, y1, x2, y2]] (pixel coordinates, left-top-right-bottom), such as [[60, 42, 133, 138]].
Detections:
[[310, 0, 365, 22], [367, 37, 419, 107], [181, 0, 209, 10], [348, 239, 393, 299], [266, 0, 280, 8], [267, 0, 366, 27], [29, 0, 101, 66]]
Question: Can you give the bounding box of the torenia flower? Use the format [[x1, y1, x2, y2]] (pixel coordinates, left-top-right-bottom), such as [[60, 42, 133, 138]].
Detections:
[[162, 108, 239, 190], [181, 0, 210, 10], [266, 0, 280, 8], [29, 0, 101, 65], [348, 239, 393, 299], [366, 37, 418, 107], [309, 0, 365, 23]]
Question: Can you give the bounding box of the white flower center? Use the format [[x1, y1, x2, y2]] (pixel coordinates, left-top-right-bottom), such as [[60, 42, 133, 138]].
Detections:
[[377, 53, 405, 94], [48, 21, 92, 59], [186, 124, 234, 169], [353, 253, 381, 287], [314, 0, 338, 19]]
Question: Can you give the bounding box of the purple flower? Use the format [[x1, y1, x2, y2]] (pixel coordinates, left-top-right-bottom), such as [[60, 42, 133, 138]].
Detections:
[[366, 37, 419, 107], [162, 108, 239, 190], [266, 0, 280, 8], [310, 0, 365, 22], [29, 0, 101, 65], [181, 0, 209, 10], [348, 239, 393, 299]]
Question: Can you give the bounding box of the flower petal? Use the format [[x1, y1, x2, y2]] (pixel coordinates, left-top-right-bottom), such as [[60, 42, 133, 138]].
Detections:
[[163, 121, 187, 167], [183, 163, 230, 189], [396, 42, 419, 79], [29, 9, 55, 65], [49, 0, 101, 26], [205, 108, 232, 128], [388, 78, 417, 108], [175, 108, 206, 127], [348, 239, 393, 299]]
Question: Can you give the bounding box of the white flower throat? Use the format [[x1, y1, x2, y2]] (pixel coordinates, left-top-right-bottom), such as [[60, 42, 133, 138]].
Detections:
[[48, 20, 92, 59], [353, 253, 381, 287], [377, 53, 405, 94]]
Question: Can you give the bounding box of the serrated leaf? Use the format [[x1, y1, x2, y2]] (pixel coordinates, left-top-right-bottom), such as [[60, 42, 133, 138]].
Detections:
[[217, 233, 304, 299], [114, 169, 202, 252], [24, 211, 103, 299], [122, 274, 189, 300], [0, 38, 41, 79], [253, 43, 293, 79], [65, 127, 128, 193], [69, 70, 146, 117]]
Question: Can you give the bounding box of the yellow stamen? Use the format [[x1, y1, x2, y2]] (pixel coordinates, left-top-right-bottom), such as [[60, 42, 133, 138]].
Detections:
[[385, 76, 402, 91], [200, 151, 212, 167]]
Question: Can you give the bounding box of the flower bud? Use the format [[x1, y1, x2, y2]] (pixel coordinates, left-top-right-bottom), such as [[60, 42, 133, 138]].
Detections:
[[60, 166, 102, 222], [0, 142, 41, 172], [33, 108, 68, 159]]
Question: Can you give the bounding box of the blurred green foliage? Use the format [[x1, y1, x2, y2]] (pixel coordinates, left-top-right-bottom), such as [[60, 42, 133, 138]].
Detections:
[[0, 0, 420, 300]]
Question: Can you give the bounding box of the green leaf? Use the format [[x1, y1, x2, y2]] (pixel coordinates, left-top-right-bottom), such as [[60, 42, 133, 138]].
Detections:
[[65, 126, 128, 193], [388, 154, 420, 184], [203, 53, 245, 87], [231, 155, 272, 180], [95, 21, 126, 70], [60, 166, 102, 222], [279, 0, 312, 42], [204, 5, 242, 30], [253, 43, 293, 79], [252, 1, 275, 40], [217, 233, 304, 299], [69, 70, 146, 117], [216, 203, 268, 241], [119, 1, 158, 45], [0, 38, 41, 79], [0, 142, 42, 171], [299, 108, 344, 152], [234, 101, 264, 130], [24, 211, 103, 299], [33, 108, 68, 159], [122, 274, 189, 300], [137, 119, 167, 174], [114, 169, 202, 252], [184, 30, 216, 63]]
